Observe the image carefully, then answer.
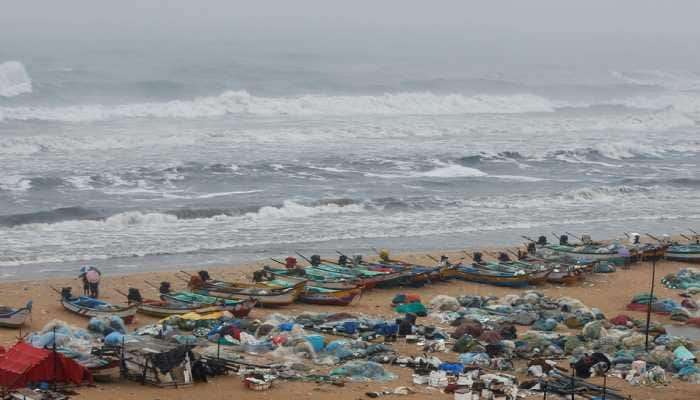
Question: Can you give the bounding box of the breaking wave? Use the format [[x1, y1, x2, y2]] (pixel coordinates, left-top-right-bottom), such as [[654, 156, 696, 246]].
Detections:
[[0, 91, 557, 122], [611, 69, 700, 91], [0, 200, 366, 228], [0, 61, 32, 98]]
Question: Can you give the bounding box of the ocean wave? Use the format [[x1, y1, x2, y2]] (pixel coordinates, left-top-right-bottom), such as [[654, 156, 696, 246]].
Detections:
[[1, 200, 366, 229], [0, 61, 32, 97], [611, 69, 700, 91], [0, 91, 557, 122]]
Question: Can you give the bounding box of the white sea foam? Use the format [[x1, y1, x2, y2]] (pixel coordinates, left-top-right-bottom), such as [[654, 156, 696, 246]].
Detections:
[[0, 91, 557, 122], [413, 163, 488, 178], [0, 175, 32, 192], [611, 69, 700, 91], [0, 61, 32, 97]]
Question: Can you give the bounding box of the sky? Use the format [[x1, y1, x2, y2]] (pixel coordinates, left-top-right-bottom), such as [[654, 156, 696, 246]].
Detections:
[[3, 0, 700, 39], [2, 0, 700, 91]]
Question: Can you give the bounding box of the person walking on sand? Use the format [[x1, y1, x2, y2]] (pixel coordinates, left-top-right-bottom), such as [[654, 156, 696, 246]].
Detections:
[[85, 267, 102, 298]]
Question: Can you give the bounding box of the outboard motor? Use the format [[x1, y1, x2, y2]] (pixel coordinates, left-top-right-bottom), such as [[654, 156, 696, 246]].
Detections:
[[537, 236, 548, 246], [498, 252, 511, 262], [60, 287, 72, 300], [338, 254, 348, 266], [198, 270, 211, 282], [559, 235, 569, 246], [581, 234, 592, 245], [159, 281, 172, 294], [527, 242, 537, 254], [127, 288, 143, 303], [630, 233, 641, 245], [253, 270, 265, 282], [310, 254, 322, 266], [473, 252, 483, 264]]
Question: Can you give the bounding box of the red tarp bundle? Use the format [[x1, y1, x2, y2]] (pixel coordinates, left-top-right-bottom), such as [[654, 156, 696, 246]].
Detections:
[[0, 342, 92, 390]]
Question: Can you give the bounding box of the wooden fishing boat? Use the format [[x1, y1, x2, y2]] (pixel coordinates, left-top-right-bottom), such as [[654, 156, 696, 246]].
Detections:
[[189, 279, 305, 306], [543, 244, 628, 264], [472, 261, 552, 285], [0, 301, 32, 328], [263, 266, 360, 290], [138, 298, 256, 317], [453, 266, 531, 287], [312, 263, 416, 288], [58, 288, 138, 323], [299, 286, 362, 306], [363, 262, 447, 285], [666, 244, 700, 262], [263, 277, 362, 306]]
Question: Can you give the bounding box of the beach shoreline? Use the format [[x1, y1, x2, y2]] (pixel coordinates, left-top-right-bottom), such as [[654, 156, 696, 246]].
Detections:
[[1, 247, 699, 400]]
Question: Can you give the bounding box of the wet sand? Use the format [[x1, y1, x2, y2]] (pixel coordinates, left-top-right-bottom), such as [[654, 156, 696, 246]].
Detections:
[[1, 251, 699, 399]]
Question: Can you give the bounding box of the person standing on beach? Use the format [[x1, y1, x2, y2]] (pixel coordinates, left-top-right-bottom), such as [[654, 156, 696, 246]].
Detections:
[[78, 266, 90, 296], [85, 267, 102, 298]]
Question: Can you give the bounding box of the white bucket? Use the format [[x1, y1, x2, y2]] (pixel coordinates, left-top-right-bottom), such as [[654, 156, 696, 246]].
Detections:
[[454, 389, 472, 400]]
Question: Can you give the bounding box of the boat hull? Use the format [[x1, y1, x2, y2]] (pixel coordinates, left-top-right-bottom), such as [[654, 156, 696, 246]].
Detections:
[[61, 298, 138, 323], [0, 308, 31, 328], [138, 299, 255, 317], [265, 268, 360, 289], [544, 245, 626, 264], [298, 287, 362, 306], [454, 268, 530, 287], [666, 252, 700, 262], [193, 285, 303, 306]]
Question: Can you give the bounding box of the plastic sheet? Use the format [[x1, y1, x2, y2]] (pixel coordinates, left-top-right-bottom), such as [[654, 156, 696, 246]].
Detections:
[[330, 361, 396, 381]]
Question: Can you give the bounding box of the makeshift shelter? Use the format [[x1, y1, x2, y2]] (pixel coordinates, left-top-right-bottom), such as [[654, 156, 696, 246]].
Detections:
[[0, 342, 92, 391], [121, 338, 194, 387]]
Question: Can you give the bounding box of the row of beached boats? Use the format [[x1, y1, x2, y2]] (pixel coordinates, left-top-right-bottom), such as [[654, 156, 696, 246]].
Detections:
[[2, 232, 698, 328]]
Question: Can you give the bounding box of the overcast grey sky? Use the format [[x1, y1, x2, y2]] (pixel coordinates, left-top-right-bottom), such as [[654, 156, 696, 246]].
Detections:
[[4, 0, 700, 38]]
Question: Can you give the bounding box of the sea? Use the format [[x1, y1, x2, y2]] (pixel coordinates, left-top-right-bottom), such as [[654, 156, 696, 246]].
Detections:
[[1, 46, 699, 280]]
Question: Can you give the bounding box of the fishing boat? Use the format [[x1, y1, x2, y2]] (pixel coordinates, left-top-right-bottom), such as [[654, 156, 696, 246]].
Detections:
[[453, 266, 531, 287], [188, 278, 305, 306], [262, 277, 362, 306], [542, 244, 628, 264], [363, 261, 448, 285], [58, 287, 138, 323], [311, 263, 415, 288], [139, 298, 256, 317], [0, 301, 32, 328], [666, 244, 700, 262], [122, 288, 256, 317], [263, 266, 360, 289], [470, 260, 552, 285]]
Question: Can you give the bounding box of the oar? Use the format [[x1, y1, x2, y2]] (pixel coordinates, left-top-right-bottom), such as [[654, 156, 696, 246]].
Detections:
[[295, 251, 313, 264], [270, 258, 288, 266], [506, 249, 520, 258], [335, 250, 352, 259], [144, 280, 161, 290], [521, 235, 535, 242], [113, 288, 129, 298], [680, 233, 693, 241], [425, 254, 439, 263], [689, 228, 699, 236], [551, 232, 561, 241], [461, 250, 473, 260], [645, 233, 661, 242], [179, 270, 194, 277], [623, 232, 630, 238]]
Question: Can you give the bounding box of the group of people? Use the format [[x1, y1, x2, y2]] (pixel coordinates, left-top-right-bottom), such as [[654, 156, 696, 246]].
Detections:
[[78, 266, 101, 298]]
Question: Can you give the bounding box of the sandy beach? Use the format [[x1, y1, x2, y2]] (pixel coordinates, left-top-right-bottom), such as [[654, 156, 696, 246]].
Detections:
[[1, 250, 699, 400]]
